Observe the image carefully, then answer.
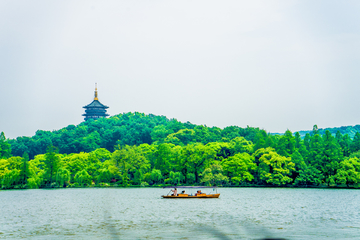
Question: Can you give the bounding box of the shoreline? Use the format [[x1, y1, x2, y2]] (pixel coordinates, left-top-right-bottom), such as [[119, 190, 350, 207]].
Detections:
[[2, 184, 359, 191]]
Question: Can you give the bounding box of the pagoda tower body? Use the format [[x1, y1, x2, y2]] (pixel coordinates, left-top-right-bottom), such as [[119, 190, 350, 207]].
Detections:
[[82, 84, 109, 121]]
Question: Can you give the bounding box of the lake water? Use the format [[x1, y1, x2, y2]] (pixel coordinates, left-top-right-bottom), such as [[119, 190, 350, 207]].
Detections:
[[0, 187, 359, 239]]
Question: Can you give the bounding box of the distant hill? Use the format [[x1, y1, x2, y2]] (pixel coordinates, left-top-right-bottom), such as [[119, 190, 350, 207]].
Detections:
[[272, 125, 360, 138]]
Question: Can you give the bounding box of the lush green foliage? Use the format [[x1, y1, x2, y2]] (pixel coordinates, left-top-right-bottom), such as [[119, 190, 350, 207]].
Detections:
[[2, 114, 360, 189], [8, 112, 260, 159]]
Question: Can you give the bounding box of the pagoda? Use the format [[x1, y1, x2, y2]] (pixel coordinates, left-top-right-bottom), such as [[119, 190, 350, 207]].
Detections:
[[82, 84, 109, 121]]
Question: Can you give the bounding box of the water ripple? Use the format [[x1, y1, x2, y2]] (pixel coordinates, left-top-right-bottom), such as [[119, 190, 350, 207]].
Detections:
[[0, 188, 360, 239]]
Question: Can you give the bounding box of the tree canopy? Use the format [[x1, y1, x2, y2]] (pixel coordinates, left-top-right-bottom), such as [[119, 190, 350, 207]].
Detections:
[[2, 113, 360, 189]]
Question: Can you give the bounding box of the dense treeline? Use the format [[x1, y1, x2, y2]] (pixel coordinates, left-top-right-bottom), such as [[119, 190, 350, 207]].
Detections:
[[1, 114, 360, 189], [8, 112, 260, 159]]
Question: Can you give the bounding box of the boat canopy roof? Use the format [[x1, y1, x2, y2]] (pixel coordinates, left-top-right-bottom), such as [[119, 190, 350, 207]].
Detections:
[[163, 186, 218, 188]]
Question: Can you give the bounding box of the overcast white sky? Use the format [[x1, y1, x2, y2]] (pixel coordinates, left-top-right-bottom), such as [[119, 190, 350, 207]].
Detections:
[[1, 0, 360, 139]]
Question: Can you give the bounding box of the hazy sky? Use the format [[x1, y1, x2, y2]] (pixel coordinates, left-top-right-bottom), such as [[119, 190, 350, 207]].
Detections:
[[1, 0, 360, 139]]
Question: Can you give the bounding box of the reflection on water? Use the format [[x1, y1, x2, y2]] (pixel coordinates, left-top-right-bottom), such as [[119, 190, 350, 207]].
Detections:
[[0, 187, 360, 239]]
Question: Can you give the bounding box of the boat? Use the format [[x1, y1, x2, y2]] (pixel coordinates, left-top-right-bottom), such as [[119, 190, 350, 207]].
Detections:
[[161, 186, 220, 198]]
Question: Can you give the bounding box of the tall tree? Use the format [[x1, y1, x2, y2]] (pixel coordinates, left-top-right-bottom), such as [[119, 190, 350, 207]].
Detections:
[[253, 130, 267, 151], [276, 130, 295, 157], [44, 146, 59, 187], [351, 132, 360, 153], [21, 152, 29, 185], [221, 152, 256, 185], [304, 133, 311, 151], [112, 145, 150, 185], [322, 130, 343, 185], [334, 157, 360, 187], [181, 143, 216, 184], [254, 148, 295, 186], [312, 124, 319, 136], [294, 132, 308, 159], [56, 168, 71, 187], [200, 164, 228, 186], [294, 132, 302, 149], [308, 133, 324, 169], [0, 132, 11, 159], [340, 134, 351, 157], [290, 150, 306, 181], [230, 137, 254, 154], [154, 143, 173, 177]]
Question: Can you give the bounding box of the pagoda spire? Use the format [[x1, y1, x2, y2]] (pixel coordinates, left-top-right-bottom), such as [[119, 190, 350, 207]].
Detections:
[[94, 83, 98, 100]]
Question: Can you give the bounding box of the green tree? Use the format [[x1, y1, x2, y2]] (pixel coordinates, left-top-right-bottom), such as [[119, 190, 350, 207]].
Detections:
[[1, 169, 20, 189], [290, 150, 306, 180], [97, 168, 112, 184], [91, 148, 112, 162], [200, 164, 228, 186], [322, 130, 343, 185], [63, 152, 90, 181], [334, 157, 360, 187], [56, 168, 71, 187], [0, 159, 9, 181], [151, 125, 173, 144], [339, 134, 351, 157], [351, 132, 360, 153], [20, 153, 29, 185], [294, 132, 302, 149], [304, 133, 311, 151], [112, 145, 150, 186], [165, 171, 184, 185], [74, 169, 91, 186], [312, 124, 319, 135], [0, 157, 25, 188], [193, 125, 214, 144], [230, 137, 254, 154], [78, 131, 101, 152], [294, 132, 309, 160], [150, 169, 163, 184], [164, 129, 195, 146], [255, 148, 295, 186], [44, 146, 60, 187], [206, 142, 232, 161], [276, 130, 295, 157], [253, 130, 267, 151], [137, 144, 156, 169], [222, 152, 256, 185], [26, 154, 46, 188], [154, 143, 174, 177], [308, 133, 324, 169], [0, 132, 11, 159], [181, 143, 216, 184], [294, 165, 322, 186]]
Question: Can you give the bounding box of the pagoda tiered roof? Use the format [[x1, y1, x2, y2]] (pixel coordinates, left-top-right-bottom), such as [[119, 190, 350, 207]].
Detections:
[[82, 84, 109, 121], [83, 99, 109, 109]]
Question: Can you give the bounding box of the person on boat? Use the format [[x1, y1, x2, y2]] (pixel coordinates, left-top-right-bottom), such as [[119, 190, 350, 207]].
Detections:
[[171, 188, 177, 196], [181, 190, 185, 194], [195, 190, 202, 196]]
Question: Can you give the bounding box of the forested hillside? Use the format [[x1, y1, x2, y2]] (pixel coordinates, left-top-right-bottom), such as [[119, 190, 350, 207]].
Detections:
[[8, 112, 260, 159], [1, 113, 360, 189]]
